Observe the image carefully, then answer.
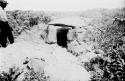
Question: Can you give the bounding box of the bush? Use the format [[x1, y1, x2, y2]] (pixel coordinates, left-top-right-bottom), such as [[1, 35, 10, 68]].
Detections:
[[0, 66, 22, 81], [22, 68, 50, 81], [80, 8, 125, 81], [7, 10, 52, 38]]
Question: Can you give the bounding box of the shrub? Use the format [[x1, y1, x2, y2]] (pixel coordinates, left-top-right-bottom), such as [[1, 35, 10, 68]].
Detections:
[[81, 8, 125, 81], [7, 10, 52, 38], [22, 68, 50, 81], [0, 66, 22, 81]]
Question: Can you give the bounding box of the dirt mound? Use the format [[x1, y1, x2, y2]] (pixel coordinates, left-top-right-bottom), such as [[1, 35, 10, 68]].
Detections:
[[0, 41, 90, 81]]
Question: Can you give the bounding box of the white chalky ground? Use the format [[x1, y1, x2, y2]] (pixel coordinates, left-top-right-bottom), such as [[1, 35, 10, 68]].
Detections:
[[0, 41, 90, 81]]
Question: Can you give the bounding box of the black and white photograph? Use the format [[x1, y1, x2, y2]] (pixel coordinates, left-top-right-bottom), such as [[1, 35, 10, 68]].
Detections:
[[0, 0, 125, 81]]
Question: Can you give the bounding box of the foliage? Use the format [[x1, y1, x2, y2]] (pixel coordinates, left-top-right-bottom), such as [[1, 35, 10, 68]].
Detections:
[[1, 8, 125, 81], [84, 47, 125, 81], [82, 8, 125, 81], [0, 66, 50, 81], [22, 68, 50, 81], [6, 10, 52, 38], [0, 66, 22, 81]]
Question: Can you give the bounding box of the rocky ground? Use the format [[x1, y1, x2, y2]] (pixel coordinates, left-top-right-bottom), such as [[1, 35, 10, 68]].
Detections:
[[0, 17, 103, 81]]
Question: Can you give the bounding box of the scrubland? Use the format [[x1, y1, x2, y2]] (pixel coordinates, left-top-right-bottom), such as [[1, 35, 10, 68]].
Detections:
[[0, 8, 125, 81]]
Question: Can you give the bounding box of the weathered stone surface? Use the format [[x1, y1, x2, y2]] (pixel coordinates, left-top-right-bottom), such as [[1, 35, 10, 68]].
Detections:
[[0, 41, 91, 81]]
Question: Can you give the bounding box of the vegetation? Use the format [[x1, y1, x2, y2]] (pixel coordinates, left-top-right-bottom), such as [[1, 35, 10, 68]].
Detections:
[[0, 8, 125, 81], [6, 10, 52, 38], [81, 8, 125, 81]]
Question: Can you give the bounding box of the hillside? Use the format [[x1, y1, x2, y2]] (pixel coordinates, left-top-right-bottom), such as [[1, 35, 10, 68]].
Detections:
[[0, 8, 125, 81]]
